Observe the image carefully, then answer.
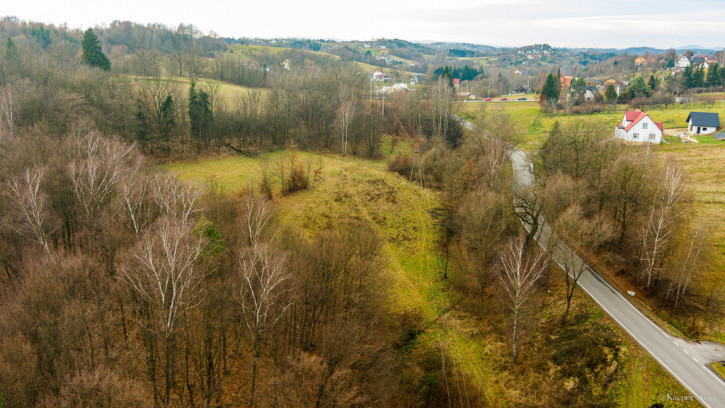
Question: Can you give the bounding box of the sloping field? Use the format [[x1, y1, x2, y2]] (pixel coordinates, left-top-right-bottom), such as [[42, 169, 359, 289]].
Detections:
[[127, 75, 266, 106], [161, 149, 693, 405]]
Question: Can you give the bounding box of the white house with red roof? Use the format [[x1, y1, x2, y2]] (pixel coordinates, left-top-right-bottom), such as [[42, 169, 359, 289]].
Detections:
[[615, 110, 663, 143]]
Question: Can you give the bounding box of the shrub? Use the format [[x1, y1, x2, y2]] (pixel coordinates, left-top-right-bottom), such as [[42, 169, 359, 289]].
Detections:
[[388, 154, 413, 177], [570, 103, 606, 114], [285, 164, 308, 194]]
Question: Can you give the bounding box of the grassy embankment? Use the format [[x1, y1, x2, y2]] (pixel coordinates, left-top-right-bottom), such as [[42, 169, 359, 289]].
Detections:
[[160, 137, 695, 406]]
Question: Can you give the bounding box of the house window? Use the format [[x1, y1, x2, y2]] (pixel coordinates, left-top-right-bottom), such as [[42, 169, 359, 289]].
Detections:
[[642, 123, 648, 129], [703, 128, 708, 131], [649, 133, 656, 140], [633, 133, 639, 139]]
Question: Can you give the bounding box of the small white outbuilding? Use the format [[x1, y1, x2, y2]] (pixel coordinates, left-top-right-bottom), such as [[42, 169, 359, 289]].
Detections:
[[686, 112, 720, 135]]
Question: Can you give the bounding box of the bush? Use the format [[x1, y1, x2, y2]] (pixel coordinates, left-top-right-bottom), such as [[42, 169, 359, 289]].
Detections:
[[286, 164, 309, 194], [570, 103, 606, 114], [388, 154, 413, 177]]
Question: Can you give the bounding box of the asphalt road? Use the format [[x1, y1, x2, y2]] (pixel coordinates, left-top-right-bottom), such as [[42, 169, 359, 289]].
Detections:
[[459, 117, 725, 407]]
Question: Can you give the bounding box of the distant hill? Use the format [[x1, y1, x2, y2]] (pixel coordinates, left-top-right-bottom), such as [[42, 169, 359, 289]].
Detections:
[[675, 45, 724, 53], [424, 42, 503, 53]]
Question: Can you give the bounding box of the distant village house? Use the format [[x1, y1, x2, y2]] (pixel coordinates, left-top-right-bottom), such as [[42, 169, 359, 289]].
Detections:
[[371, 70, 391, 82], [615, 110, 663, 143], [675, 55, 691, 68], [686, 112, 720, 135]]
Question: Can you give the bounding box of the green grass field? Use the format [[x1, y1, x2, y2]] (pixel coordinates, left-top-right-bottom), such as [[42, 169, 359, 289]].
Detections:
[[127, 75, 265, 107], [458, 101, 725, 151], [659, 143, 725, 337]]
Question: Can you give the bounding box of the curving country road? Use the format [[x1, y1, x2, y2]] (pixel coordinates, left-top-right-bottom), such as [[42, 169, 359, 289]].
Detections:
[[459, 117, 725, 407]]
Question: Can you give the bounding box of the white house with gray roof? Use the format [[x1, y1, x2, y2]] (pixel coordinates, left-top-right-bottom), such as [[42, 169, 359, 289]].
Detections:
[[686, 112, 720, 135]]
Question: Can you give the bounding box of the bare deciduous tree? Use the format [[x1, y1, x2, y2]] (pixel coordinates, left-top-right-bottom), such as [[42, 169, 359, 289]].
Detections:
[[5, 168, 55, 251], [121, 217, 207, 337], [514, 184, 546, 249], [119, 167, 155, 237], [120, 217, 207, 407], [668, 224, 706, 310], [430, 77, 453, 138], [555, 205, 614, 325], [640, 165, 688, 288], [150, 174, 202, 224], [498, 236, 546, 364], [69, 132, 135, 219], [236, 243, 292, 408], [0, 84, 15, 139], [241, 196, 274, 246], [334, 99, 356, 157]]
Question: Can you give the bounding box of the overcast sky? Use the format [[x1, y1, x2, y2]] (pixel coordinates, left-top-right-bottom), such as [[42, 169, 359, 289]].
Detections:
[[4, 0, 725, 49]]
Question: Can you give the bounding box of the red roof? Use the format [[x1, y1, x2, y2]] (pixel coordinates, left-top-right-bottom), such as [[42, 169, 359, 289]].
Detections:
[[453, 78, 460, 85], [624, 110, 641, 122], [622, 110, 661, 132]]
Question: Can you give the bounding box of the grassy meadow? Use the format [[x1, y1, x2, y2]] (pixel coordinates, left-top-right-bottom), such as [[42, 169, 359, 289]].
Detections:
[[659, 142, 725, 339], [160, 140, 695, 405], [127, 75, 265, 107], [457, 100, 725, 151]]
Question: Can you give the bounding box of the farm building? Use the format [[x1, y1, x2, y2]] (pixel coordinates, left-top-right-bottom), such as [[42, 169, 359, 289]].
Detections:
[[635, 56, 646, 66], [686, 112, 720, 135], [615, 110, 663, 143]]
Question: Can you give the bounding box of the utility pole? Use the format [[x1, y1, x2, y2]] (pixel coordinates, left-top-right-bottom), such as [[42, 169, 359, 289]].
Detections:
[[369, 76, 373, 100]]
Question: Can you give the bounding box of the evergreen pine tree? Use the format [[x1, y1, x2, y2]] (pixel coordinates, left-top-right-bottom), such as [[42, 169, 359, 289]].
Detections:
[[631, 76, 648, 98], [2, 37, 20, 81], [160, 95, 176, 141], [540, 73, 560, 109], [135, 99, 150, 144], [692, 66, 705, 88], [81, 28, 110, 71], [605, 84, 617, 103], [683, 66, 694, 88], [189, 83, 212, 146], [4, 37, 19, 62], [648, 75, 657, 90], [707, 63, 720, 87]]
